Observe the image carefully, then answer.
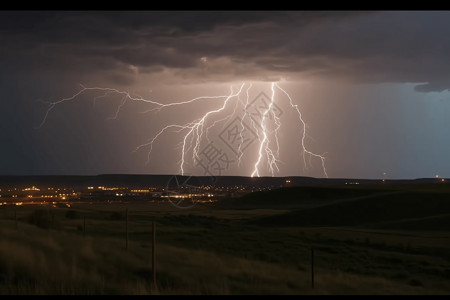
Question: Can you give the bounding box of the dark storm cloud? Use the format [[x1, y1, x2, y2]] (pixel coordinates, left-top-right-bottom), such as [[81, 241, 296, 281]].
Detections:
[[2, 10, 450, 178], [1, 11, 450, 91]]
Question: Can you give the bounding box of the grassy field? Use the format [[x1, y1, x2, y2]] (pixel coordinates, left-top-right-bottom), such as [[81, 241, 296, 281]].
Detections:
[[1, 183, 450, 294]]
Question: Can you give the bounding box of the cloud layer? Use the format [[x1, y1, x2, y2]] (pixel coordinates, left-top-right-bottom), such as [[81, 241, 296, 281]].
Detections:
[[2, 11, 450, 91]]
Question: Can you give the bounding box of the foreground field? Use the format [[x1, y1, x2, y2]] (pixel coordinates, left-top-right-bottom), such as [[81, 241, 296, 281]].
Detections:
[[1, 184, 450, 295]]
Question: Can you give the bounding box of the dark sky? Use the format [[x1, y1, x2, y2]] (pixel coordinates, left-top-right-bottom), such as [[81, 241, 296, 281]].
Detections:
[[1, 10, 449, 179]]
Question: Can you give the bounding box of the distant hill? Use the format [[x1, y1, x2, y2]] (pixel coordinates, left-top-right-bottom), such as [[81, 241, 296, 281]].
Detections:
[[0, 174, 446, 189], [216, 185, 394, 209], [0, 174, 174, 189], [2, 174, 450, 230], [246, 186, 450, 230]]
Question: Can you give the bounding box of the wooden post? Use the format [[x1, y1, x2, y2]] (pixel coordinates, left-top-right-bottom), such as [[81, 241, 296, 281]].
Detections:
[[14, 209, 18, 230], [83, 216, 86, 236], [311, 247, 315, 289], [125, 208, 129, 250], [152, 220, 156, 289]]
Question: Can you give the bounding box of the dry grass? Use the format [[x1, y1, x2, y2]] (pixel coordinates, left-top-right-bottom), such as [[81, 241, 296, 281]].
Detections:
[[2, 197, 450, 295]]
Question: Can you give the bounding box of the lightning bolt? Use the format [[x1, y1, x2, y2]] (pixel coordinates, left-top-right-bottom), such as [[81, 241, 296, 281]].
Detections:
[[274, 83, 328, 178], [38, 81, 328, 178], [237, 83, 253, 166], [251, 83, 277, 177]]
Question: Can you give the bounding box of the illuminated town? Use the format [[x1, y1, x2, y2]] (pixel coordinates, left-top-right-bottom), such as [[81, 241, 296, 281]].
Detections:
[[0, 175, 446, 208], [0, 183, 279, 207]]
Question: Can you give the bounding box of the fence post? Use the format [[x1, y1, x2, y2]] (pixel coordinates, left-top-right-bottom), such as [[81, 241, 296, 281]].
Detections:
[[311, 247, 315, 289], [14, 208, 18, 230], [152, 220, 156, 289], [125, 208, 129, 250], [83, 216, 86, 236]]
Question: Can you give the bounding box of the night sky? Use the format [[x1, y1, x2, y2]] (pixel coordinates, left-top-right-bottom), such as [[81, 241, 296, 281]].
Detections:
[[1, 11, 449, 179]]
